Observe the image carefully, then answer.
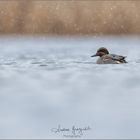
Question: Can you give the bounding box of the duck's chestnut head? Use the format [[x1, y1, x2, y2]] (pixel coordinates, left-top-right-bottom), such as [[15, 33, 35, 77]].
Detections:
[[91, 47, 109, 57]]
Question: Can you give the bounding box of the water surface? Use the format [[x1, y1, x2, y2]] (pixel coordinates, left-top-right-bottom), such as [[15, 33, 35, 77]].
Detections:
[[0, 36, 140, 139]]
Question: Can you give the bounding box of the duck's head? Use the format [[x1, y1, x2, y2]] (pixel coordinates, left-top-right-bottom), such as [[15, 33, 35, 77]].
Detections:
[[91, 47, 109, 57]]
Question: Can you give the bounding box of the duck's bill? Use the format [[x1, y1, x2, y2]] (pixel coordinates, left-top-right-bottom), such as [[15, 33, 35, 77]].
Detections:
[[91, 54, 97, 57]]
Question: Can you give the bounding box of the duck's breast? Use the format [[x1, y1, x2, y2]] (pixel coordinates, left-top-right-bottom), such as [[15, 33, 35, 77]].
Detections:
[[96, 57, 106, 64]]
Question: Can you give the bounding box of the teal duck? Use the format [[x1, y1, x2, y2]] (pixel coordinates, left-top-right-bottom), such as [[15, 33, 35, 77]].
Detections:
[[91, 47, 127, 64]]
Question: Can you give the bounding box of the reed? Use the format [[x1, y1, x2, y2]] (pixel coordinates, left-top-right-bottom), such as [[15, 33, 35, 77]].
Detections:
[[0, 1, 139, 34]]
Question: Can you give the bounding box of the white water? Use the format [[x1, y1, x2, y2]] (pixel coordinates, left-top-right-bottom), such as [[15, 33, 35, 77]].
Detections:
[[0, 36, 140, 138]]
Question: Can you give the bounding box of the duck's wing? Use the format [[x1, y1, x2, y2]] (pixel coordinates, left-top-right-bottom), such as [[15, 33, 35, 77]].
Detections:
[[103, 54, 127, 63], [108, 54, 126, 60]]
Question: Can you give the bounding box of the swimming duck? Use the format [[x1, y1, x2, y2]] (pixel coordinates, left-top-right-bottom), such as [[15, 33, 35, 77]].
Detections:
[[91, 47, 127, 64]]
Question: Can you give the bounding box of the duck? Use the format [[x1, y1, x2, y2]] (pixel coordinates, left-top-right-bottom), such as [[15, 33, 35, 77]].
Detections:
[[91, 47, 127, 64]]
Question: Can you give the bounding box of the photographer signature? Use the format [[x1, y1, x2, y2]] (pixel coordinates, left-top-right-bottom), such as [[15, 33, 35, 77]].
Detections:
[[51, 125, 91, 137]]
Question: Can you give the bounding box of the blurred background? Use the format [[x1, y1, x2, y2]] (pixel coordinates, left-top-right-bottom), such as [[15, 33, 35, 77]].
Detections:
[[0, 0, 140, 35], [1, 1, 140, 139]]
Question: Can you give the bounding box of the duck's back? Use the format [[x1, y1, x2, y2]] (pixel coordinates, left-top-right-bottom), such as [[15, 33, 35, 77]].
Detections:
[[97, 54, 127, 64]]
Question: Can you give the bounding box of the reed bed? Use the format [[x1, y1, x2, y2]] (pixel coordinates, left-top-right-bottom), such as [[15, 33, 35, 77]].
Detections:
[[0, 1, 139, 34]]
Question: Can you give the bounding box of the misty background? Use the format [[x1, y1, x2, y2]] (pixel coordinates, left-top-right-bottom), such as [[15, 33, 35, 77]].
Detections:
[[1, 1, 140, 139], [0, 0, 140, 35]]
